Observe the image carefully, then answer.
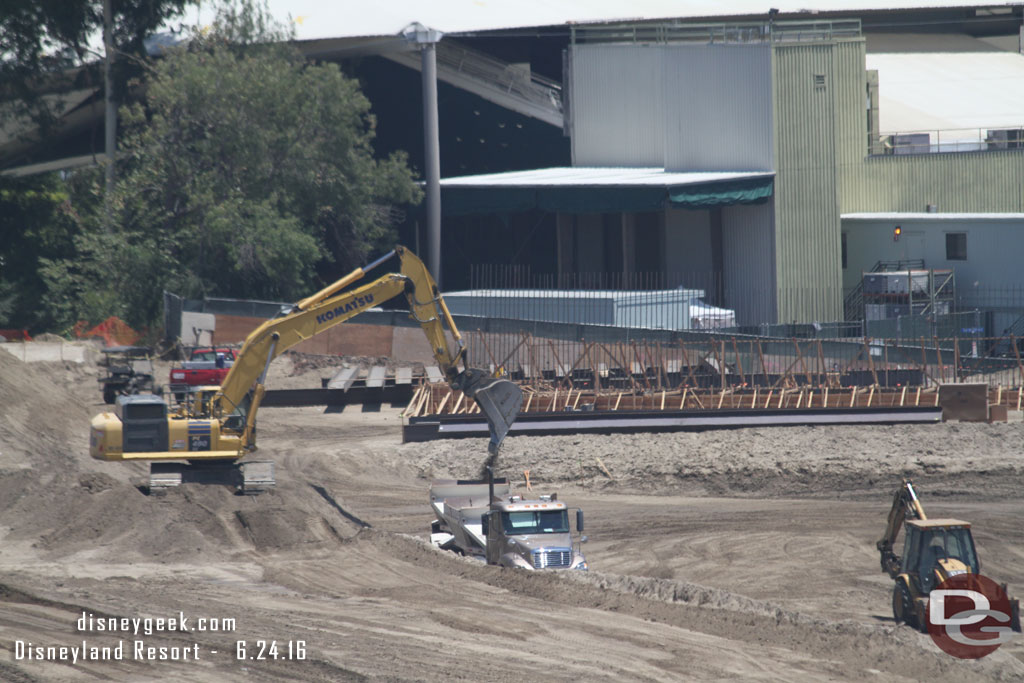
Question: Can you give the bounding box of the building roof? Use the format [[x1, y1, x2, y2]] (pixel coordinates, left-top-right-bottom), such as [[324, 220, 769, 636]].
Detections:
[[439, 167, 774, 214], [866, 51, 1024, 138], [440, 167, 773, 188], [190, 2, 1022, 40], [842, 212, 1024, 221]]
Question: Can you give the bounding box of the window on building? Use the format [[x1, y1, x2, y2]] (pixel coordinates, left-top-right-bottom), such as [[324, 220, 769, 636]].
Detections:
[[945, 232, 967, 261], [841, 232, 848, 269]]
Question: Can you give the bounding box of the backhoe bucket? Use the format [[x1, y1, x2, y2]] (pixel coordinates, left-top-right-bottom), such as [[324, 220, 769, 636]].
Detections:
[[453, 369, 522, 455]]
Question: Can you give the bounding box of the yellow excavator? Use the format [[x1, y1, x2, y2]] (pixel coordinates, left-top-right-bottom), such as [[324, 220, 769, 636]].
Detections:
[[89, 246, 522, 493], [877, 478, 1021, 632]]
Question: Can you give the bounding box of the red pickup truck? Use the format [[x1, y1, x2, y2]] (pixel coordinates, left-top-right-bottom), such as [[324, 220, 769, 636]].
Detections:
[[169, 347, 238, 400]]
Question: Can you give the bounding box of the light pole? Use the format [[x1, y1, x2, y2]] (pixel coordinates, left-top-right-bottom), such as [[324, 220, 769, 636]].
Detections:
[[403, 23, 444, 288]]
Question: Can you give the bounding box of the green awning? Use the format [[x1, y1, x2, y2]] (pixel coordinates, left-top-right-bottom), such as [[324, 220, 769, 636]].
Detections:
[[668, 176, 774, 208]]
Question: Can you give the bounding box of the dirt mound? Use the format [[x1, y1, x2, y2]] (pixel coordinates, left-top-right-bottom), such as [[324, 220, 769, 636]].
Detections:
[[402, 423, 1024, 498]]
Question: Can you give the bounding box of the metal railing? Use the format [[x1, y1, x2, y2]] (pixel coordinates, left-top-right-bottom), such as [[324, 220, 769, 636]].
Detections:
[[869, 127, 1024, 156], [572, 19, 862, 46]]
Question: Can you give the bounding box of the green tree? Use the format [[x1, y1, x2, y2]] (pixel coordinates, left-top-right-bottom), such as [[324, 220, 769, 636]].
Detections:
[[44, 1, 422, 329], [1, 0, 193, 134], [0, 174, 78, 330]]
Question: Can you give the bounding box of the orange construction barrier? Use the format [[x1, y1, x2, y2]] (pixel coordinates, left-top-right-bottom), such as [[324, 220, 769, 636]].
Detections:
[[73, 317, 139, 347]]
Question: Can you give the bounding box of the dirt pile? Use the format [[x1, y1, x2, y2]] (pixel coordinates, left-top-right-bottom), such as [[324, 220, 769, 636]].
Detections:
[[401, 423, 1024, 497], [0, 350, 366, 565]]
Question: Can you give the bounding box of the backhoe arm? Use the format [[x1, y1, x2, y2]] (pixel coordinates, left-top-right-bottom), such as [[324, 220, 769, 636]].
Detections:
[[877, 478, 926, 577]]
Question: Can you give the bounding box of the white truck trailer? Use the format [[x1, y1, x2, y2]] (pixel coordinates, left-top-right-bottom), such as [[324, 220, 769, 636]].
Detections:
[[429, 478, 588, 570]]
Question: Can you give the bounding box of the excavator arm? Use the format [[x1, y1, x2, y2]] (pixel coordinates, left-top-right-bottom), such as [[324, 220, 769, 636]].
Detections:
[[214, 246, 521, 453], [877, 478, 926, 578]]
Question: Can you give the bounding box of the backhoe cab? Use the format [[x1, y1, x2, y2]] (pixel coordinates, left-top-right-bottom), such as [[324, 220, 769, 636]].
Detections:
[[877, 478, 1021, 632], [89, 246, 522, 493]]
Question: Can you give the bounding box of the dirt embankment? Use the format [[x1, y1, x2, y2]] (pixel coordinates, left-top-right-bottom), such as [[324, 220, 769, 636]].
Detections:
[[2, 347, 1024, 680]]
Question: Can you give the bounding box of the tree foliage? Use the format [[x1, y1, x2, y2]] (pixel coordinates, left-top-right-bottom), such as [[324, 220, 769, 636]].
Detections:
[[39, 1, 422, 330], [0, 0, 192, 131]]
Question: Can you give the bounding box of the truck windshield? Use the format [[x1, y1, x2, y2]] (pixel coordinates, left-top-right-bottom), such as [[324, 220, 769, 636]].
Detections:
[[501, 510, 569, 535]]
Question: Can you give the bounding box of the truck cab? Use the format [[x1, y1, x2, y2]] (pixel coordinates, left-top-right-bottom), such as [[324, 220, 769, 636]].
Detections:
[[483, 496, 587, 570], [429, 479, 587, 571]]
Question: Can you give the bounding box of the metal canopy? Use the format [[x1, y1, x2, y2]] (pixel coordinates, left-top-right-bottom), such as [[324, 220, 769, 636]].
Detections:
[[439, 167, 774, 214]]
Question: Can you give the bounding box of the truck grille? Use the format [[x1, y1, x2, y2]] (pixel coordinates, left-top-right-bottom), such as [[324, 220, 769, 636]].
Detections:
[[532, 548, 571, 569]]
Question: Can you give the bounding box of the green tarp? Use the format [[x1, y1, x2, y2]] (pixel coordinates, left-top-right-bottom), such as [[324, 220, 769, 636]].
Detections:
[[442, 175, 773, 215], [668, 176, 774, 208]]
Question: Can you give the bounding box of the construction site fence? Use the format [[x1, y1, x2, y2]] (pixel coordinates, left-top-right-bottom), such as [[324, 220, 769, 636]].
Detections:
[[454, 328, 1024, 391]]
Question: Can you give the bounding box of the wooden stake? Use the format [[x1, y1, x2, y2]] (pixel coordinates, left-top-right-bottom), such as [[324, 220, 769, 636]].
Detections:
[[437, 390, 452, 415], [660, 390, 666, 410], [680, 387, 688, 409], [731, 336, 746, 387], [900, 385, 907, 407], [403, 385, 424, 418], [452, 391, 465, 414], [756, 339, 768, 388], [765, 390, 773, 409], [614, 392, 622, 411], [524, 392, 534, 412], [915, 386, 921, 406], [595, 457, 614, 480], [867, 385, 875, 407], [850, 387, 857, 407]]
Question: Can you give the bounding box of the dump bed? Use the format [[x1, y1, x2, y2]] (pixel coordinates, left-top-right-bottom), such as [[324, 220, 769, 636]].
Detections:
[[429, 478, 510, 552]]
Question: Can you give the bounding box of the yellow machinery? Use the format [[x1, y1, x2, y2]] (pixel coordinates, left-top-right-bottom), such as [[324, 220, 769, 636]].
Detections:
[[877, 478, 1021, 632], [89, 246, 522, 493]]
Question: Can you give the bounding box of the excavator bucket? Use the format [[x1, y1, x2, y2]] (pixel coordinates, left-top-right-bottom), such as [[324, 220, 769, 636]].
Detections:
[[453, 369, 523, 455]]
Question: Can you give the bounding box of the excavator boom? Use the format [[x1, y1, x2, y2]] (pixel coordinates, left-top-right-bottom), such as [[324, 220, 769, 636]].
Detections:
[[213, 246, 521, 453]]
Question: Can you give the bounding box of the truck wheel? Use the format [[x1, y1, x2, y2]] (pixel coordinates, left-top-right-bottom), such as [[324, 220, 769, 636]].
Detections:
[[102, 386, 117, 404]]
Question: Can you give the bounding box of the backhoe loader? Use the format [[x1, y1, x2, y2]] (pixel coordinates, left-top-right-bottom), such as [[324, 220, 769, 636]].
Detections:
[[89, 246, 522, 493], [877, 478, 1021, 632]]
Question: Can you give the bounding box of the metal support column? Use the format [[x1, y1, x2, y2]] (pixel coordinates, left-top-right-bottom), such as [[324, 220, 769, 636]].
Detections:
[[404, 23, 444, 288]]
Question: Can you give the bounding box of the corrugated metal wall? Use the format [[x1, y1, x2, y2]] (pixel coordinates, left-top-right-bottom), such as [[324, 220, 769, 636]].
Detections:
[[772, 40, 866, 323], [842, 153, 1024, 213], [662, 44, 773, 172], [722, 201, 776, 324], [570, 45, 664, 166]]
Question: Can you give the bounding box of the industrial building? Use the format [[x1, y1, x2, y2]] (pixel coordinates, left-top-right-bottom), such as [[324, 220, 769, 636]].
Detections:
[[5, 2, 1024, 331]]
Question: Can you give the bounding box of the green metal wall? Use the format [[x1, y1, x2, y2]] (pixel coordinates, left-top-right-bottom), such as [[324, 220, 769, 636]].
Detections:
[[842, 152, 1024, 213], [771, 40, 866, 323]]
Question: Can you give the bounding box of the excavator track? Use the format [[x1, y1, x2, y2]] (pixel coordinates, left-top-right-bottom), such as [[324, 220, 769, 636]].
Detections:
[[148, 460, 274, 495]]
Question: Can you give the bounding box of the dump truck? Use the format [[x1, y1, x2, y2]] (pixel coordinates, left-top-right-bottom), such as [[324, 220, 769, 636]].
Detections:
[[429, 477, 588, 570]]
